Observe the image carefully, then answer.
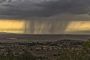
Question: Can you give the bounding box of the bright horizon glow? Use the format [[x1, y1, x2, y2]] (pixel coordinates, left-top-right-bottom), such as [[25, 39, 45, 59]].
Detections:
[[65, 21, 90, 33], [0, 19, 25, 33]]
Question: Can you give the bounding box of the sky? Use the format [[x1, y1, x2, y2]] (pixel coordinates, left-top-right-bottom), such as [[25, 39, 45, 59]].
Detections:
[[0, 0, 90, 18], [0, 20, 25, 33], [0, 0, 90, 34]]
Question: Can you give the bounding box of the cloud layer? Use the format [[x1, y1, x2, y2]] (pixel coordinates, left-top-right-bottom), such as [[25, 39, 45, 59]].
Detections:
[[0, 0, 90, 18]]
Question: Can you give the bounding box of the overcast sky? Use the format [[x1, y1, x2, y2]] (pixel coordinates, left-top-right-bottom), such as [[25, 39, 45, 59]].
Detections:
[[0, 0, 90, 34], [0, 0, 90, 19]]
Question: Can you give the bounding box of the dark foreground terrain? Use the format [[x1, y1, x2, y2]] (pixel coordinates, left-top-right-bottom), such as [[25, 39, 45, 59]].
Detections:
[[0, 34, 90, 60], [0, 39, 89, 60]]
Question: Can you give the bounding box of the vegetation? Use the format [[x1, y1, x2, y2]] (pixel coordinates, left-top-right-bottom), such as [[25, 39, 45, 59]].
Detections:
[[0, 40, 90, 60]]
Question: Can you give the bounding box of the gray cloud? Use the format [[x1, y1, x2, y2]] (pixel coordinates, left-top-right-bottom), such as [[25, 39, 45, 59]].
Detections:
[[0, 0, 90, 18]]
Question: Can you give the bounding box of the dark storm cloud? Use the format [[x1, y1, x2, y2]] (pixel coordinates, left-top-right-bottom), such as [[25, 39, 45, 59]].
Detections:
[[0, 0, 90, 18]]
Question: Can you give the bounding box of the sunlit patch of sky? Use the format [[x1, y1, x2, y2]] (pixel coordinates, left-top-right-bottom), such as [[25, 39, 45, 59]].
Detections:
[[0, 19, 25, 33], [65, 21, 90, 34]]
